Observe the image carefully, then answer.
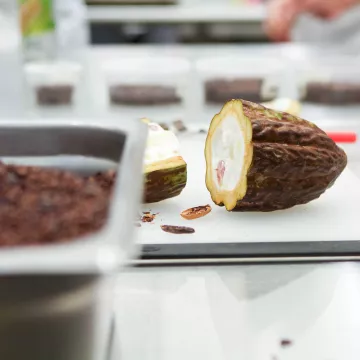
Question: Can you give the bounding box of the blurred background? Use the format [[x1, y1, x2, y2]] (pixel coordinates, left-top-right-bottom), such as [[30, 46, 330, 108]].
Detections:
[[1, 0, 360, 173], [87, 0, 360, 46], [88, 0, 270, 44]]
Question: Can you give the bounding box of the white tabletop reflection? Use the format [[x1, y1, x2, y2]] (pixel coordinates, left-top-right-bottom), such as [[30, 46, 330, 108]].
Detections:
[[113, 262, 360, 360]]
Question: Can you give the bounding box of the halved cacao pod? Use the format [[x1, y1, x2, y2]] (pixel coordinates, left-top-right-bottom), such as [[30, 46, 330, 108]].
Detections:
[[144, 121, 187, 203], [205, 99, 347, 212], [144, 156, 187, 203]]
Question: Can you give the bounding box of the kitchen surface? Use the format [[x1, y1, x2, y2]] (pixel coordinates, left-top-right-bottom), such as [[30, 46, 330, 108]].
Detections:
[[113, 261, 360, 360]]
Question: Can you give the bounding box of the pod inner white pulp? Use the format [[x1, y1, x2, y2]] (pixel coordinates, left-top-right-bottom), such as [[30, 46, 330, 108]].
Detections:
[[144, 123, 180, 165], [211, 115, 245, 191]]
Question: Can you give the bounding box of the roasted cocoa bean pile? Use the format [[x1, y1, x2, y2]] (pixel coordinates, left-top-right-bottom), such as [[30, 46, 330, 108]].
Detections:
[[89, 170, 116, 194], [0, 163, 110, 247]]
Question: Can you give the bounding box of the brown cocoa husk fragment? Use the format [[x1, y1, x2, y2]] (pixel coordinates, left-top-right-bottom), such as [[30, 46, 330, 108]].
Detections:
[[280, 339, 293, 348], [141, 213, 157, 223], [160, 225, 195, 234], [181, 204, 212, 220], [159, 123, 170, 130]]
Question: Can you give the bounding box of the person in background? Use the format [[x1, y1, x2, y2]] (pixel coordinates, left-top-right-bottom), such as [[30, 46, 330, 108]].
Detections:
[[266, 0, 360, 42]]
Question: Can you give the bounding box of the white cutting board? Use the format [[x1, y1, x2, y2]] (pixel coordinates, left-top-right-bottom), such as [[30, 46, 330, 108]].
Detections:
[[138, 133, 360, 244]]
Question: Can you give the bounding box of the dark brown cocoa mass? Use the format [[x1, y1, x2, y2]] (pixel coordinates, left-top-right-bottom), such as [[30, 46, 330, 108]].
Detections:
[[232, 100, 347, 212], [36, 85, 73, 106], [109, 85, 181, 105], [304, 82, 360, 105], [205, 78, 275, 104], [0, 164, 110, 247]]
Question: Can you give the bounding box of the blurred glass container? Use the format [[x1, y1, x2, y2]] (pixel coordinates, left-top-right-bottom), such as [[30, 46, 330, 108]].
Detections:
[[0, 0, 24, 117], [20, 0, 91, 117], [101, 56, 191, 124], [20, 0, 89, 63], [19, 0, 56, 62], [196, 56, 281, 104], [294, 56, 360, 106], [24, 61, 83, 117], [53, 0, 91, 118], [195, 55, 283, 123], [54, 0, 89, 62]]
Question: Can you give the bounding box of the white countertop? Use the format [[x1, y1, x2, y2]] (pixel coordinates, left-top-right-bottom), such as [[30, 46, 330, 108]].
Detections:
[[138, 132, 360, 246], [113, 262, 360, 360]]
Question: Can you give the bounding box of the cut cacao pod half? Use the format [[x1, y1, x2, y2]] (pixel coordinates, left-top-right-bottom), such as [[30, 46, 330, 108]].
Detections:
[[205, 100, 253, 211], [144, 121, 187, 203], [205, 99, 347, 212]]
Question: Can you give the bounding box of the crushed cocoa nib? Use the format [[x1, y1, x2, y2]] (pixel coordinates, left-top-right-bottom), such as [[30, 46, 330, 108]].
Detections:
[[181, 204, 212, 220], [141, 213, 157, 223], [89, 170, 116, 194], [0, 163, 110, 247], [173, 120, 187, 132], [160, 225, 195, 234], [159, 123, 169, 131], [280, 339, 293, 348]]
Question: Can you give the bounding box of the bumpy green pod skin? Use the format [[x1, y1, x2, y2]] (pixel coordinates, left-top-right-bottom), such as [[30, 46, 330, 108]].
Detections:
[[88, 157, 187, 204], [144, 156, 187, 203], [206, 99, 347, 212]]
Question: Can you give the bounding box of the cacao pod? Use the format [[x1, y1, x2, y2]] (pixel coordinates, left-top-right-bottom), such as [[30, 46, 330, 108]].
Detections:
[[205, 99, 347, 212]]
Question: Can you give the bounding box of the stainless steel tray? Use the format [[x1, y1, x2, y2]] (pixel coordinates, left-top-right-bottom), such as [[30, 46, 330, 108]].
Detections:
[[0, 120, 147, 274], [0, 119, 146, 360]]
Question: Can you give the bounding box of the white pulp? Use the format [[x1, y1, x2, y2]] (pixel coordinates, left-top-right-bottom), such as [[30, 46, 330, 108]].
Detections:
[[211, 115, 245, 191], [268, 98, 293, 112], [144, 123, 180, 165], [270, 98, 292, 111]]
